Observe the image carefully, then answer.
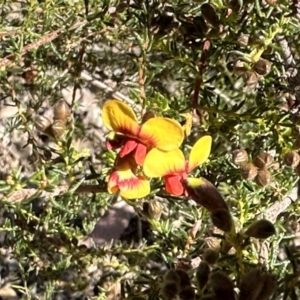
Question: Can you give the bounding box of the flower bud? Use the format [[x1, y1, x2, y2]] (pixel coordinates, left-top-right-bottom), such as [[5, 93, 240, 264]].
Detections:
[[34, 115, 52, 132], [196, 261, 210, 290], [184, 178, 229, 213], [255, 272, 277, 300], [244, 219, 276, 239], [243, 71, 260, 85], [142, 200, 163, 220], [210, 209, 232, 232], [53, 100, 71, 123], [160, 281, 179, 300], [51, 119, 66, 138], [253, 58, 271, 76], [205, 237, 220, 250], [239, 268, 265, 300], [284, 151, 300, 168], [239, 268, 277, 300], [202, 248, 219, 265], [174, 269, 191, 288], [178, 286, 195, 300], [210, 272, 235, 300], [232, 149, 248, 166], [164, 270, 180, 285], [241, 163, 257, 180], [255, 169, 271, 187], [252, 152, 273, 169], [201, 3, 219, 27]]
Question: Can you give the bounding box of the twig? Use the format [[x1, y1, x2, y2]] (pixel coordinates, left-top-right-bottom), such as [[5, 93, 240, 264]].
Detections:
[[275, 35, 295, 67], [0, 184, 106, 202], [0, 30, 60, 68], [257, 185, 298, 222], [275, 34, 300, 103], [192, 40, 210, 109], [0, 21, 87, 69], [138, 56, 146, 113], [0, 23, 138, 111], [80, 71, 139, 107]]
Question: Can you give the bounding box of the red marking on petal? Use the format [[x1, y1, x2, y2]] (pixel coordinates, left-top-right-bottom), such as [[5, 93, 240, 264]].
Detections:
[[135, 142, 148, 166], [108, 166, 137, 192], [107, 171, 120, 193], [118, 176, 142, 189], [165, 174, 184, 196], [119, 174, 150, 199], [109, 171, 118, 183], [119, 139, 138, 158], [107, 157, 150, 198], [121, 126, 141, 137], [184, 161, 189, 172]]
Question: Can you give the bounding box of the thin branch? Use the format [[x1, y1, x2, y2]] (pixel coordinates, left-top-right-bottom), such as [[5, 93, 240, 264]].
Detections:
[[257, 185, 298, 222], [0, 184, 106, 202], [191, 40, 210, 109], [275, 35, 295, 67], [0, 21, 87, 69], [80, 71, 139, 108]]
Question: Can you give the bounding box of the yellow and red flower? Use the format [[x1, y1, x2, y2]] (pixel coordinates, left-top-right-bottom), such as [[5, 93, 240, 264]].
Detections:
[[143, 136, 212, 196], [107, 153, 150, 199], [102, 100, 184, 166]]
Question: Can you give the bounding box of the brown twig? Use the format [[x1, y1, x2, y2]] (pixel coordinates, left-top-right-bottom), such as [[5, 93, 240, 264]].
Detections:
[[0, 21, 87, 69], [191, 40, 210, 110], [138, 55, 146, 114], [0, 30, 60, 68], [71, 40, 87, 107], [0, 184, 106, 202]]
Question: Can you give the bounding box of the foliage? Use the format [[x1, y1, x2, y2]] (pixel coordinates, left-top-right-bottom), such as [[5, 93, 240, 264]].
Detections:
[[1, 0, 300, 299]]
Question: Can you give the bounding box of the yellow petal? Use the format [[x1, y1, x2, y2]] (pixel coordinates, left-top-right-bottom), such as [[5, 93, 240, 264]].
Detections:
[[102, 100, 140, 135], [139, 118, 184, 151], [143, 148, 185, 177], [119, 176, 150, 199], [108, 160, 150, 199], [188, 136, 212, 172]]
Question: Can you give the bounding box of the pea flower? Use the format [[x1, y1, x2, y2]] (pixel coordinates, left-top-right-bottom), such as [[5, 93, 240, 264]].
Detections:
[[107, 153, 150, 199], [143, 136, 212, 196], [102, 100, 184, 166]]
